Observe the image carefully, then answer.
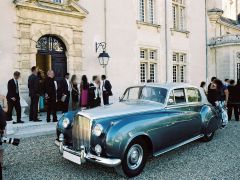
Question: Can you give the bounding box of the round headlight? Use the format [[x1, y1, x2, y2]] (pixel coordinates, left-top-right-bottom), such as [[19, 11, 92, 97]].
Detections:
[[94, 144, 102, 155], [92, 124, 103, 137], [62, 118, 70, 128]]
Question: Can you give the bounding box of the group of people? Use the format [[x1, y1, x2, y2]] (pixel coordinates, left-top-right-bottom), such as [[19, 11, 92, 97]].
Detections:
[[0, 66, 112, 124], [201, 77, 240, 121]]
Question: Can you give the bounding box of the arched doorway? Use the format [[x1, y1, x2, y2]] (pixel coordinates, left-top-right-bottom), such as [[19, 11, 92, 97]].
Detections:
[[36, 35, 67, 82]]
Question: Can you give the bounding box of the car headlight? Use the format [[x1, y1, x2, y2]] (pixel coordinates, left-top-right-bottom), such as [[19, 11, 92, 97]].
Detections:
[[92, 124, 103, 137], [62, 117, 70, 128]]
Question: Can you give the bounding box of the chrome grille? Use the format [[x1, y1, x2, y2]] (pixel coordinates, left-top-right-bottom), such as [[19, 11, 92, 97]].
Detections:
[[72, 115, 91, 151]]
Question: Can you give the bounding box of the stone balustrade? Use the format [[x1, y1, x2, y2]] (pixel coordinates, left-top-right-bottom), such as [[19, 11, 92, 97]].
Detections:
[[209, 34, 240, 47]]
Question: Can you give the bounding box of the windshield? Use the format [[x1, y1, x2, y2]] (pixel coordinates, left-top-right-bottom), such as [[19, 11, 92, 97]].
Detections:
[[122, 86, 168, 104]]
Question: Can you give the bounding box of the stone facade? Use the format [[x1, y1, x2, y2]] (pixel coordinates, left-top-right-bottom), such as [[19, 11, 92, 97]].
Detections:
[[13, 0, 87, 99], [1, 0, 240, 104], [207, 0, 240, 81]]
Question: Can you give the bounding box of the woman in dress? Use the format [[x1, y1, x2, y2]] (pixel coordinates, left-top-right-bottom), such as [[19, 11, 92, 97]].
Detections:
[[70, 75, 79, 111], [80, 75, 89, 109]]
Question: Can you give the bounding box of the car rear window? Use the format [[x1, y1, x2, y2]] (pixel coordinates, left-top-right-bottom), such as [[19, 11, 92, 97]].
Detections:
[[186, 88, 201, 103], [174, 88, 186, 104]]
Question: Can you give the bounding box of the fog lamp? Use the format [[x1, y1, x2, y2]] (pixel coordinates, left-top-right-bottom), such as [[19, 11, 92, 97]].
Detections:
[[95, 144, 102, 155]]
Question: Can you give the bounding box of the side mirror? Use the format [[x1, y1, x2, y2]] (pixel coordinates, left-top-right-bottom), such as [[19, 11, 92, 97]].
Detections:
[[168, 98, 174, 105]]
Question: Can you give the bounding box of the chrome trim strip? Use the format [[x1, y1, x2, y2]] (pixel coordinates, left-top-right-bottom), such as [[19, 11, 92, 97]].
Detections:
[[153, 134, 204, 157], [62, 146, 121, 167]]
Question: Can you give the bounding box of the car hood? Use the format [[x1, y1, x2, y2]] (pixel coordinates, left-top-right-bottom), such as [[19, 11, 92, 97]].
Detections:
[[78, 100, 165, 120]]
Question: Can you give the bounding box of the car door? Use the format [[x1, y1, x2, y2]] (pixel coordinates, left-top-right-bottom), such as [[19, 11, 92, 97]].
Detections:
[[154, 88, 189, 151], [185, 88, 203, 137], [164, 88, 195, 146]]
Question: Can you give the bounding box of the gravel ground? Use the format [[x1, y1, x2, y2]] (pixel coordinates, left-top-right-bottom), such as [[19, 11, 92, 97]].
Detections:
[[3, 121, 240, 180]]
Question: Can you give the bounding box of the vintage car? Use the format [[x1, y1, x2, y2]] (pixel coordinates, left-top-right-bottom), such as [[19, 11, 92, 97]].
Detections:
[[56, 83, 222, 177]]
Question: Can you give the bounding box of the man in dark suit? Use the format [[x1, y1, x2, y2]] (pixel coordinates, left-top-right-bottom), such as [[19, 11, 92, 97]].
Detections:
[[6, 71, 23, 124], [45, 70, 57, 122], [101, 75, 112, 105], [60, 73, 70, 113], [28, 66, 41, 122]]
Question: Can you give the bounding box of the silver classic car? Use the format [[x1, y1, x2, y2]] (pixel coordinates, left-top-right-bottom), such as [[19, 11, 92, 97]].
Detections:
[[56, 83, 222, 177]]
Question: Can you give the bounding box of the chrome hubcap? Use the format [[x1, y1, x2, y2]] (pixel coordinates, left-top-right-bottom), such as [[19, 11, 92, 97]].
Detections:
[[127, 144, 143, 170]]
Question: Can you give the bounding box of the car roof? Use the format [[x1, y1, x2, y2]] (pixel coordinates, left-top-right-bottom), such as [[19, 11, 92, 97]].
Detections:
[[137, 83, 198, 90]]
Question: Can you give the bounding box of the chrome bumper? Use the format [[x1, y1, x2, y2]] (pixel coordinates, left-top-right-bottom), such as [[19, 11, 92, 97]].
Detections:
[[57, 134, 121, 167], [62, 146, 121, 167]]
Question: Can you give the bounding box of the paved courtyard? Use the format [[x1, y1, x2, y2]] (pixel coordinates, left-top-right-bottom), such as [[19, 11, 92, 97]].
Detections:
[[3, 121, 240, 180]]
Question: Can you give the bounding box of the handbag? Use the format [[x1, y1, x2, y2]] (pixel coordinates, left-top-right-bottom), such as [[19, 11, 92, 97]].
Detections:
[[39, 96, 45, 110]]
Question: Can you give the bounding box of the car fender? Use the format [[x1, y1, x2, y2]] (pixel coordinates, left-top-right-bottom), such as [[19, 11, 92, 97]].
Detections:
[[200, 104, 221, 133], [105, 118, 154, 159]]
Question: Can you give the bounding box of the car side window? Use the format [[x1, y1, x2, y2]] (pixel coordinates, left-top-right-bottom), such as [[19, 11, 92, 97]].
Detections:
[[174, 88, 186, 104], [186, 88, 201, 103], [122, 87, 140, 101]]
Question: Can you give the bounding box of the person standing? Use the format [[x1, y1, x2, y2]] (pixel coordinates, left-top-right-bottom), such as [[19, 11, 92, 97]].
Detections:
[[227, 80, 239, 121], [0, 105, 6, 179], [80, 75, 89, 109], [70, 75, 79, 111], [28, 66, 41, 122], [214, 79, 229, 127], [207, 77, 217, 106], [60, 73, 71, 113], [234, 79, 240, 121], [101, 75, 112, 105], [38, 70, 45, 112], [6, 71, 23, 124], [89, 76, 101, 108], [45, 70, 57, 122]]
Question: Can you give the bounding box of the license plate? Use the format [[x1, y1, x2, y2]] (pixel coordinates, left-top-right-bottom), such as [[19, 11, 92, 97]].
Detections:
[[63, 150, 81, 165]]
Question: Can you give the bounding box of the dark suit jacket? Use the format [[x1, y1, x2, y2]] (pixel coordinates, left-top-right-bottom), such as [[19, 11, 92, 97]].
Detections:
[[28, 74, 40, 97], [60, 79, 70, 95], [235, 84, 240, 102], [103, 80, 112, 96], [6, 79, 20, 101], [45, 77, 56, 101]]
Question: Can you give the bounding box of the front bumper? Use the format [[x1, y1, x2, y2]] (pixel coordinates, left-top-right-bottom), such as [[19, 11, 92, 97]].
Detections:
[[56, 137, 121, 168]]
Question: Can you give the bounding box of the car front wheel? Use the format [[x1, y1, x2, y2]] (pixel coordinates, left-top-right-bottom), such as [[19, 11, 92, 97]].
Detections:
[[115, 139, 149, 178]]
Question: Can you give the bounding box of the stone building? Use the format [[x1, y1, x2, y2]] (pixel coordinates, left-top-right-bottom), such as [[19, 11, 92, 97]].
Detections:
[[0, 0, 239, 105], [207, 0, 240, 81]]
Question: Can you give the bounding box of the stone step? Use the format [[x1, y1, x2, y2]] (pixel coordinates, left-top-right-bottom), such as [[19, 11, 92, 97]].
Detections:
[[5, 113, 62, 138]]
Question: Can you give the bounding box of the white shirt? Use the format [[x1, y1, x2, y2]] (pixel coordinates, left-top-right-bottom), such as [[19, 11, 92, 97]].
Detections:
[[66, 78, 71, 91], [93, 82, 102, 98], [14, 78, 19, 94], [102, 80, 106, 91]]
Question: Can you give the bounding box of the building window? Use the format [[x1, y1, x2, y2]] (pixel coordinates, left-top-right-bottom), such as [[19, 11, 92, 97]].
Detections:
[[149, 63, 156, 82], [139, 0, 145, 22], [140, 63, 147, 83], [140, 49, 157, 83], [172, 52, 187, 83], [53, 0, 63, 3], [140, 49, 146, 59], [139, 0, 155, 24], [172, 0, 186, 31], [149, 50, 156, 60], [237, 63, 240, 80]]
